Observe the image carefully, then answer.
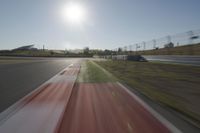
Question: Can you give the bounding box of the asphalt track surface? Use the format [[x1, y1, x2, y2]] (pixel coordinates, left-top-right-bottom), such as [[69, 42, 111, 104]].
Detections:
[[0, 57, 197, 133], [143, 55, 200, 66], [0, 58, 178, 133], [0, 57, 81, 113], [0, 73, 179, 133]]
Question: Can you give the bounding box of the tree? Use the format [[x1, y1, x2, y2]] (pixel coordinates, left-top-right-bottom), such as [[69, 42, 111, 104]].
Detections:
[[118, 48, 122, 53], [164, 42, 174, 48], [83, 47, 89, 54]]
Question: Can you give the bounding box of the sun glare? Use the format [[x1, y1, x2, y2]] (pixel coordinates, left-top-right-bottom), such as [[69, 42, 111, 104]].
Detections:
[[61, 2, 87, 24]]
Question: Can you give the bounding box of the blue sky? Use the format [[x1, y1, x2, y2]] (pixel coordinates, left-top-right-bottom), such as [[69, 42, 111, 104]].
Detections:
[[0, 0, 200, 50]]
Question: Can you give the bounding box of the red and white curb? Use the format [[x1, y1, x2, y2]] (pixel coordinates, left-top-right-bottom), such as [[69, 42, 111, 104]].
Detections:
[[0, 63, 80, 133]]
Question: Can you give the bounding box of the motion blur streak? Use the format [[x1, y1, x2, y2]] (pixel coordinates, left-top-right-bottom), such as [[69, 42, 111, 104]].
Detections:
[[0, 64, 80, 133], [58, 83, 171, 133]]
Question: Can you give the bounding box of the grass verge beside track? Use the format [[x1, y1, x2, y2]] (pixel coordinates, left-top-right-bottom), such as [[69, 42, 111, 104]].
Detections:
[[78, 60, 117, 83], [95, 60, 200, 127]]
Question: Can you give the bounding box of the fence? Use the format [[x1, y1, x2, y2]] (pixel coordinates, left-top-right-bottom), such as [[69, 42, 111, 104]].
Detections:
[[114, 29, 200, 52]]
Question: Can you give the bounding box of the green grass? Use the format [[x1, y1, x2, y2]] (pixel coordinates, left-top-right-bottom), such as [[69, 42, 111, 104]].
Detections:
[[96, 60, 200, 127], [77, 60, 117, 83]]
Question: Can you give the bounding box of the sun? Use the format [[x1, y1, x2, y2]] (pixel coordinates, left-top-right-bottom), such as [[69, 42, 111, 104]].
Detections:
[[61, 2, 87, 24]]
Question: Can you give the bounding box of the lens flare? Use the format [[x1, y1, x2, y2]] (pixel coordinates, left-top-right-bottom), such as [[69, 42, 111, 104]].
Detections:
[[61, 2, 87, 24]]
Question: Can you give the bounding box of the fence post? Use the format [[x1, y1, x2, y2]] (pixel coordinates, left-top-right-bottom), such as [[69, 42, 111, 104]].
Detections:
[[136, 44, 138, 54], [187, 31, 195, 54], [167, 35, 171, 44], [153, 39, 157, 49], [143, 42, 146, 51], [129, 45, 132, 55], [187, 31, 194, 44]]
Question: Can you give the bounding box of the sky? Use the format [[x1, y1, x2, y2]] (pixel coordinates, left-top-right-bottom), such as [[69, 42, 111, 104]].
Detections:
[[0, 0, 200, 50]]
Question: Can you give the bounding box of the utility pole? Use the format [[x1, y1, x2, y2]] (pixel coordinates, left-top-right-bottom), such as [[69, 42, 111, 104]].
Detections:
[[43, 45, 45, 51], [153, 39, 157, 49], [167, 35, 171, 44], [143, 41, 146, 51]]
